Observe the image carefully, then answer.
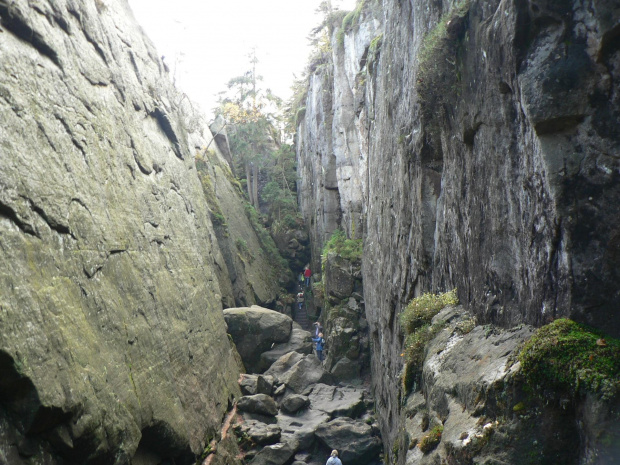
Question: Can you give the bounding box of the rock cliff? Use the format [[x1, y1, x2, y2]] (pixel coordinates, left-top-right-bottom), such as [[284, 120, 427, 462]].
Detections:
[[0, 0, 281, 463], [296, 0, 620, 463]]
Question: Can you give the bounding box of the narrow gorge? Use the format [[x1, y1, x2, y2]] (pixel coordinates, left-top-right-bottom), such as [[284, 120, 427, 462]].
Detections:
[[0, 0, 619, 465]]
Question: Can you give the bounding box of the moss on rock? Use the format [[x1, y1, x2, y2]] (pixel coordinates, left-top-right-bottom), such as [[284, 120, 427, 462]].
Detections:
[[518, 318, 620, 400]]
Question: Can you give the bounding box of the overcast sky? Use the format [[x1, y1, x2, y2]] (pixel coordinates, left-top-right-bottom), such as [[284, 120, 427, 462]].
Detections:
[[127, 0, 356, 119]]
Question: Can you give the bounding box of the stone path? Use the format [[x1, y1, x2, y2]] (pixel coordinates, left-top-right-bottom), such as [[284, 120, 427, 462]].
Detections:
[[293, 304, 311, 331]]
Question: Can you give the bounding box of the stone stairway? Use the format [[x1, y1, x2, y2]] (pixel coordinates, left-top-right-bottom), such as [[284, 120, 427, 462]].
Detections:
[[293, 304, 311, 331]]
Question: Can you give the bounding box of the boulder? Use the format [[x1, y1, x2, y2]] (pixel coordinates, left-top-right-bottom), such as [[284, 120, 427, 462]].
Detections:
[[224, 307, 293, 372], [280, 395, 310, 414], [315, 417, 382, 465], [259, 327, 313, 372], [330, 357, 361, 382], [277, 409, 330, 450], [238, 394, 279, 417], [237, 420, 282, 446], [248, 441, 297, 465], [240, 374, 275, 396], [307, 384, 364, 418], [266, 353, 335, 394]]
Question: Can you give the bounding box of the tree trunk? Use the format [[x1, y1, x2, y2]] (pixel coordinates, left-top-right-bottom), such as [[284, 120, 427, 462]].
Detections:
[[245, 162, 254, 206], [252, 162, 259, 209]]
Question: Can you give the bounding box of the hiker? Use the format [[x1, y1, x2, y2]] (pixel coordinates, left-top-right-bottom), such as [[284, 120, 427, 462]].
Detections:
[[326, 450, 342, 465], [312, 332, 325, 362], [313, 321, 323, 337], [298, 272, 304, 288], [297, 291, 304, 311], [304, 265, 312, 287]]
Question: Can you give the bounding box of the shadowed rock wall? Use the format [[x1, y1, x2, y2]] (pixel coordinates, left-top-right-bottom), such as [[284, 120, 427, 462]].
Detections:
[[0, 0, 281, 463], [296, 0, 620, 461]]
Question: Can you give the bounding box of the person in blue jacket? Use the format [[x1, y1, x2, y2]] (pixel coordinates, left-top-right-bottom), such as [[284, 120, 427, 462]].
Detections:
[[326, 450, 342, 465], [312, 332, 325, 362]]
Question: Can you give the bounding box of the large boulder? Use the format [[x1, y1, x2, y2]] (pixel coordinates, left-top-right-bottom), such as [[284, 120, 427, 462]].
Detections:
[[238, 394, 279, 417], [224, 306, 293, 372], [280, 394, 310, 415], [236, 420, 281, 446], [240, 374, 275, 396], [277, 409, 330, 451], [307, 384, 365, 418], [258, 327, 313, 372], [266, 353, 335, 394], [315, 417, 382, 465], [248, 441, 297, 465]]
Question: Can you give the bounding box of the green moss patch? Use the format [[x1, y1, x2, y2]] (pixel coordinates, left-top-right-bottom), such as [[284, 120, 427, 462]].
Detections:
[[419, 425, 443, 453], [518, 318, 620, 400], [400, 289, 458, 334]]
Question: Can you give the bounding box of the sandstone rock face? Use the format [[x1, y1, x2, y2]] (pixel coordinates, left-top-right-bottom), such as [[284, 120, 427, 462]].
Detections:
[[224, 307, 293, 372], [0, 0, 284, 463], [297, 0, 620, 462]]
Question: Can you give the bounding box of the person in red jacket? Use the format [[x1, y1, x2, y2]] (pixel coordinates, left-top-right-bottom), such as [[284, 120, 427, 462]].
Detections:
[[304, 265, 312, 287]]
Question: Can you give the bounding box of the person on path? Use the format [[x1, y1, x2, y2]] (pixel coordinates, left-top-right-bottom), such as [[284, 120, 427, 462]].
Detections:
[[326, 450, 342, 465], [304, 265, 312, 287], [312, 332, 325, 362], [297, 291, 304, 311], [298, 272, 304, 288], [313, 321, 323, 337]]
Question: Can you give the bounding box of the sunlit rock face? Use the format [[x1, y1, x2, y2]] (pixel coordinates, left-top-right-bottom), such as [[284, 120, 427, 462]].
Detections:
[[297, 0, 620, 462], [0, 0, 262, 463]]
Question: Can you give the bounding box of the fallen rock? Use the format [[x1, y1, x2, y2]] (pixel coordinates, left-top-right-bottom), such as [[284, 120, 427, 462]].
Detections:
[[259, 327, 313, 372], [237, 420, 282, 446], [266, 353, 335, 393], [248, 441, 297, 465], [330, 356, 361, 382], [238, 394, 279, 417], [307, 384, 364, 418], [315, 417, 382, 465], [278, 408, 330, 450], [280, 394, 310, 414], [224, 307, 293, 372]]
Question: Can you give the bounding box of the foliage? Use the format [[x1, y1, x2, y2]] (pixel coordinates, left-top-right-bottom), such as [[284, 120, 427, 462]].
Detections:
[[244, 203, 288, 274], [321, 229, 363, 266], [400, 290, 458, 393], [518, 319, 620, 400], [418, 425, 443, 453], [416, 0, 470, 145], [401, 322, 446, 393], [400, 289, 458, 335], [235, 238, 254, 263]]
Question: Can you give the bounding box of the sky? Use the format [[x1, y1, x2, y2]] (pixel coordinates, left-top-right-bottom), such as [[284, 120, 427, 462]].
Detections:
[[127, 0, 357, 120]]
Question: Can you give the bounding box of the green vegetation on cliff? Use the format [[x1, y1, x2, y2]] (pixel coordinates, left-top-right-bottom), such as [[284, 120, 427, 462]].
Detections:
[[400, 290, 458, 393], [321, 229, 363, 266], [519, 318, 620, 400]]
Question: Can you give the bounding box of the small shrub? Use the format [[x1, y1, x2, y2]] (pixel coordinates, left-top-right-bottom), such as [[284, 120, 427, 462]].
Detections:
[[400, 290, 457, 393], [321, 229, 363, 266], [400, 289, 458, 335], [418, 425, 443, 453], [519, 318, 620, 400]]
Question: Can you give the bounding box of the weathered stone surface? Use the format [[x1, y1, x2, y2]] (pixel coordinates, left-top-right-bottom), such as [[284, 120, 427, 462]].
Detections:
[[248, 441, 297, 465], [238, 394, 279, 417], [0, 1, 254, 463], [297, 0, 620, 462], [224, 307, 293, 372], [307, 384, 364, 419], [315, 417, 382, 465], [259, 327, 313, 372], [277, 408, 330, 451], [279, 394, 310, 414], [237, 420, 281, 446], [266, 353, 335, 394]]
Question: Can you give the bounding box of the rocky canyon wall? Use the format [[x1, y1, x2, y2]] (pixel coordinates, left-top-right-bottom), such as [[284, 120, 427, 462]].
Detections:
[[0, 0, 282, 463], [296, 0, 620, 462]]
